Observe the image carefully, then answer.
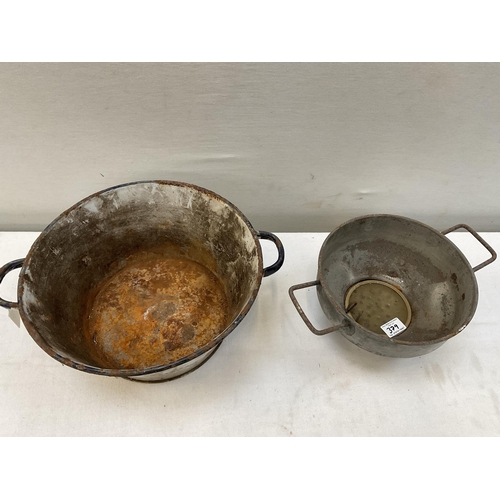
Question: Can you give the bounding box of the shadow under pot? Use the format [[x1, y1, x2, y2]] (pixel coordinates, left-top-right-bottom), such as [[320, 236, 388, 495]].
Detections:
[[289, 214, 496, 358], [0, 181, 285, 382]]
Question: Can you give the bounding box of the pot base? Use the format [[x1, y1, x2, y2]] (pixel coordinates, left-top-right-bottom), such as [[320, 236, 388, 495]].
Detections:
[[125, 342, 223, 382], [85, 248, 229, 371], [344, 279, 412, 334]]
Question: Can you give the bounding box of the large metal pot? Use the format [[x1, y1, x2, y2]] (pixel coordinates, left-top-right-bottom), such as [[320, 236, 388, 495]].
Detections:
[[0, 181, 284, 382], [289, 215, 496, 358]]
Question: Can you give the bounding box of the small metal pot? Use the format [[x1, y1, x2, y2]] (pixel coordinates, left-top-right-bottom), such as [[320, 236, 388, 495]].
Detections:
[[0, 181, 284, 382], [289, 215, 496, 358]]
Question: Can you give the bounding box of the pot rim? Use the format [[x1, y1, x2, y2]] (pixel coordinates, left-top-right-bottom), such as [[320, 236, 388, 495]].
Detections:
[[18, 180, 264, 377], [317, 213, 479, 346]]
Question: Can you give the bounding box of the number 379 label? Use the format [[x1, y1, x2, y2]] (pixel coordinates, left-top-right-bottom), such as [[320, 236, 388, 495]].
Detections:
[[380, 317, 407, 338]]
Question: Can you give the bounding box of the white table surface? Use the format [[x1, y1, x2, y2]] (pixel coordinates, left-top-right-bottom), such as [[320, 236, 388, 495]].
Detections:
[[1, 231, 499, 437]]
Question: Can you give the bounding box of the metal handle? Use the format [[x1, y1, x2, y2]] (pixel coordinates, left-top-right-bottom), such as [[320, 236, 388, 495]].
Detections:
[[257, 231, 285, 277], [288, 280, 344, 335], [442, 224, 497, 272], [0, 258, 24, 309]]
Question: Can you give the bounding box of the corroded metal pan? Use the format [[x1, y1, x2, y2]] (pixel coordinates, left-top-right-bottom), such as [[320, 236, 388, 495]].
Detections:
[[289, 215, 496, 358], [0, 181, 284, 381]]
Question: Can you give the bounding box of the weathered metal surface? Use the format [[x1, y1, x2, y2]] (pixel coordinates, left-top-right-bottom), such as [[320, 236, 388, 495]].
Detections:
[[127, 343, 222, 383], [289, 214, 496, 358], [2, 180, 284, 381], [344, 280, 412, 332], [85, 250, 229, 370], [289, 280, 348, 336], [441, 223, 497, 272]]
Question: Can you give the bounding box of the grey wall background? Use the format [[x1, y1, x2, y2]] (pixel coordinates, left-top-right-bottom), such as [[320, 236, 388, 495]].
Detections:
[[1, 62, 499, 232]]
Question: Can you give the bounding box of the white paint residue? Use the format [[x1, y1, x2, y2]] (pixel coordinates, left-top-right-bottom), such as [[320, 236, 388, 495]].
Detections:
[[116, 186, 136, 205], [158, 185, 196, 210], [170, 185, 194, 209], [146, 184, 157, 205], [21, 285, 39, 311], [143, 305, 155, 319], [208, 197, 227, 216], [105, 185, 159, 210], [82, 197, 104, 214], [243, 227, 257, 255]]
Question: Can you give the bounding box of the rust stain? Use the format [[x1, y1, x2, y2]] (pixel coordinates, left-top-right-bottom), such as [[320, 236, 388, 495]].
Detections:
[[84, 249, 229, 369]]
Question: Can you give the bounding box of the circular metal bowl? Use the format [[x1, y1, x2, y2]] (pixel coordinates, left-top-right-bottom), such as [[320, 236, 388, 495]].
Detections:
[[289, 215, 496, 358], [0, 181, 284, 381]]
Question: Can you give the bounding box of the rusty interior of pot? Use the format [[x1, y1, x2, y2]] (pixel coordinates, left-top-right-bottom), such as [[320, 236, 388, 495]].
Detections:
[[320, 216, 478, 343], [19, 182, 261, 370]]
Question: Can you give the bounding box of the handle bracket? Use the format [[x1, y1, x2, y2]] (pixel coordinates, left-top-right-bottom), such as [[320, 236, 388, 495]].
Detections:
[[0, 259, 24, 309], [289, 280, 345, 335], [257, 231, 285, 277], [442, 224, 497, 272]]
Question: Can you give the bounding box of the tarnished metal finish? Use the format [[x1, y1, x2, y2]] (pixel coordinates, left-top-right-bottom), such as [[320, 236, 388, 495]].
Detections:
[[289, 214, 496, 358], [128, 343, 222, 382], [288, 281, 349, 335], [441, 224, 497, 272], [86, 252, 229, 370], [344, 280, 412, 331], [4, 180, 284, 381], [257, 231, 285, 277], [316, 283, 444, 358]]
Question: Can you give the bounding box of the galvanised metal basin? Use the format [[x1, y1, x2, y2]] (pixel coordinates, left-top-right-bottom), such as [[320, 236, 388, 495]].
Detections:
[[289, 215, 496, 358]]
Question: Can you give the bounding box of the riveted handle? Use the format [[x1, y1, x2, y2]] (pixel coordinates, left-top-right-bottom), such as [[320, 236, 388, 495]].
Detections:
[[288, 280, 345, 335], [0, 259, 24, 309], [257, 231, 285, 277], [442, 224, 497, 272]]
